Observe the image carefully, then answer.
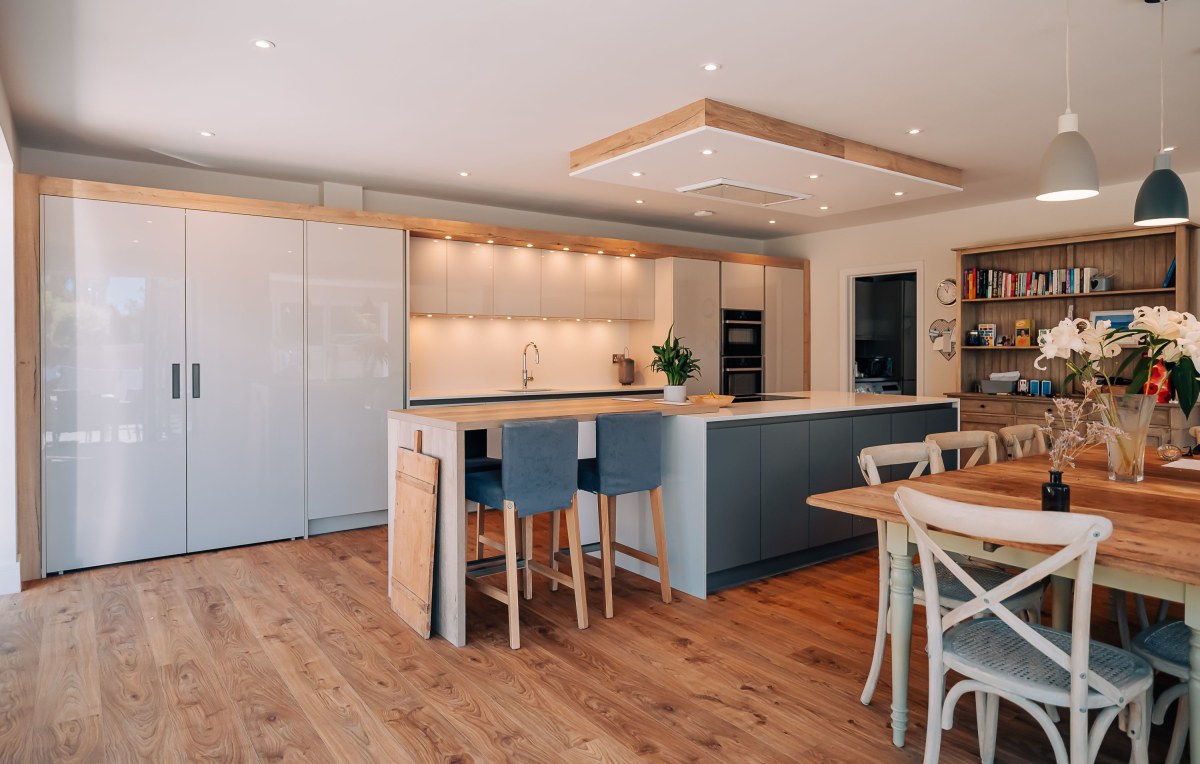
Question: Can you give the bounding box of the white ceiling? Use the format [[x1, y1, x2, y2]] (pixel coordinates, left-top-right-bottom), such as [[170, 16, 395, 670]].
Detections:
[[0, 0, 1196, 240]]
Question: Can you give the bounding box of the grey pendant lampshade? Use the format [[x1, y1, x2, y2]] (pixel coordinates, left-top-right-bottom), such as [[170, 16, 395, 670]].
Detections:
[[1037, 112, 1099, 202], [1134, 152, 1190, 226]]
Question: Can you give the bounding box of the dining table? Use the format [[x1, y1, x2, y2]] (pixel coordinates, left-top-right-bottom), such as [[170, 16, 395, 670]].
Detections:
[[807, 447, 1200, 763]]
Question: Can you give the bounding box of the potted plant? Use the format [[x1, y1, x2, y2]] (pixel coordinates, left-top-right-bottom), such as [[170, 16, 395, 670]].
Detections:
[[650, 325, 701, 402]]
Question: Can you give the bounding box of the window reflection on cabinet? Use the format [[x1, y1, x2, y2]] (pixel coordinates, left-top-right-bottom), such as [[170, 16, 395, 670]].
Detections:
[[446, 241, 493, 315], [540, 250, 586, 318], [409, 238, 447, 314], [493, 245, 541, 317], [585, 254, 622, 319]]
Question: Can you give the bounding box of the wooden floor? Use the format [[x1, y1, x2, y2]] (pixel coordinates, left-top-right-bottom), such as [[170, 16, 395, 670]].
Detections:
[[0, 517, 1182, 763]]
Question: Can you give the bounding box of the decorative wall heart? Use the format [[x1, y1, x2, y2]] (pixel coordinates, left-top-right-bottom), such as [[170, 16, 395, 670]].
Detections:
[[928, 318, 957, 360]]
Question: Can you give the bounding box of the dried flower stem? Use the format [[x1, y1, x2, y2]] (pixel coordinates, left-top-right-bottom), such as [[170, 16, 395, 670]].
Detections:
[[1040, 380, 1124, 472]]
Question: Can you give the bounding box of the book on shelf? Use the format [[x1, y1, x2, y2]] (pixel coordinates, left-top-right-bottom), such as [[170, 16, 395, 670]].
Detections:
[[962, 265, 1098, 299], [977, 323, 997, 347], [1014, 318, 1034, 347], [1163, 258, 1177, 288]]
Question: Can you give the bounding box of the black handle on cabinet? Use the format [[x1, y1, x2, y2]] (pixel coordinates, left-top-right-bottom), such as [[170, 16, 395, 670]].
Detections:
[[171, 363, 181, 399], [191, 363, 200, 398]]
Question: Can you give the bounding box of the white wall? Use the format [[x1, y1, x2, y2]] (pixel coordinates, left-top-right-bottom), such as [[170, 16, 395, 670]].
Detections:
[[408, 316, 638, 394], [765, 170, 1200, 397], [0, 72, 19, 593]]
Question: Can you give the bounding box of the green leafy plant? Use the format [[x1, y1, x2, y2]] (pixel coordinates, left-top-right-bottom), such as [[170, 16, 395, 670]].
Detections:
[[650, 325, 701, 386]]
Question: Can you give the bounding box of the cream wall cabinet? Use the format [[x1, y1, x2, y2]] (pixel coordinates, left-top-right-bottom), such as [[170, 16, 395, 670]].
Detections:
[[621, 257, 655, 320], [493, 245, 541, 317], [446, 241, 493, 315], [585, 254, 623, 319], [409, 237, 447, 314], [672, 258, 722, 395], [764, 265, 806, 392], [721, 262, 764, 311], [540, 249, 587, 318]]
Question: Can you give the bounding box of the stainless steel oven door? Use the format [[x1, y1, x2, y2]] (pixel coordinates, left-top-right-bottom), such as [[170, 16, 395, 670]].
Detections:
[[721, 360, 764, 397]]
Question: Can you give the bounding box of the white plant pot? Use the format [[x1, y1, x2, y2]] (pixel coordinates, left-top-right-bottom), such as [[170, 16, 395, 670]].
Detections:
[[663, 385, 688, 403]]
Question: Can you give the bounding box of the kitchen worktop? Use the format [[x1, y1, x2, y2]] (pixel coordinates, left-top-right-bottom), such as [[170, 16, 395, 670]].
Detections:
[[390, 395, 717, 430], [408, 384, 663, 404], [685, 391, 957, 422]]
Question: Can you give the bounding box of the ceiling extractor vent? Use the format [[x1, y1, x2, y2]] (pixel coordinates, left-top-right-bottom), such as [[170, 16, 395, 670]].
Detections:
[[675, 178, 812, 207]]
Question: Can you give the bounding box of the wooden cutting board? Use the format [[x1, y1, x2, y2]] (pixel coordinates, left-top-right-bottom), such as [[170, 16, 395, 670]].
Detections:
[[390, 431, 439, 638]]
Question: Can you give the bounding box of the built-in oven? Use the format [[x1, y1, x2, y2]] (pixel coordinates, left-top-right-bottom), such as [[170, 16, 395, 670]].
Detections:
[[721, 356, 764, 398], [721, 309, 763, 358]]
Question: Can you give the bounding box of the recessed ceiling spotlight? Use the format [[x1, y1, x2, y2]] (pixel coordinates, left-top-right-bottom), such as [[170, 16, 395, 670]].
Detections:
[[337, 226, 344, 230], [253, 39, 275, 49], [468, 315, 474, 319], [597, 250, 604, 254], [635, 199, 644, 204], [702, 63, 721, 71], [426, 314, 432, 318], [907, 128, 922, 135], [526, 243, 533, 247], [563, 247, 570, 251], [768, 220, 776, 224], [701, 149, 715, 156], [458, 171, 470, 177], [630, 253, 637, 257], [694, 210, 715, 217], [819, 205, 830, 210], [894, 191, 905, 196], [506, 316, 512, 320], [199, 130, 215, 137], [808, 174, 820, 179], [444, 235, 452, 240], [631, 171, 644, 177], [1164, 146, 1177, 152], [487, 239, 494, 243]]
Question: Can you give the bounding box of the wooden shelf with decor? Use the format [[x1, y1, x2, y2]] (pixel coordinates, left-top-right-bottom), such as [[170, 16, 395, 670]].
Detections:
[[951, 224, 1200, 451]]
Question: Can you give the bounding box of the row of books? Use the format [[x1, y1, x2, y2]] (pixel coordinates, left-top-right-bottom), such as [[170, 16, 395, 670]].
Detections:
[[963, 266, 1099, 299]]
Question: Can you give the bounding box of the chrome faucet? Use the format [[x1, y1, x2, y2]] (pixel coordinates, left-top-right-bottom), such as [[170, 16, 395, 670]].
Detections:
[[522, 342, 540, 389]]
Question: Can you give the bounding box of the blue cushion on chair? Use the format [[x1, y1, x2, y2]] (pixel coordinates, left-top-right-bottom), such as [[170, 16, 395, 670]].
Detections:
[[464, 418, 579, 517], [578, 412, 662, 496], [465, 469, 506, 511], [465, 456, 501, 472]]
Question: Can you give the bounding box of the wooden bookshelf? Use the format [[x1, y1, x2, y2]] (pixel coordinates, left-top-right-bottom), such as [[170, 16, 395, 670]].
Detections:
[[955, 224, 1196, 394]]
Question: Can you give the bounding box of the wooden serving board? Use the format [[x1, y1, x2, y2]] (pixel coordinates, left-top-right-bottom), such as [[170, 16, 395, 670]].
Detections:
[[390, 432, 440, 638]]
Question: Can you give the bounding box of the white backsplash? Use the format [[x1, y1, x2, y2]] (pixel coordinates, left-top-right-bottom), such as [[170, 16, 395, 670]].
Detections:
[[408, 315, 642, 394]]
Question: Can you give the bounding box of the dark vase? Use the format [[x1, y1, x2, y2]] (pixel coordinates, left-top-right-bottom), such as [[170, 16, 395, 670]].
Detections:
[[1041, 470, 1070, 512]]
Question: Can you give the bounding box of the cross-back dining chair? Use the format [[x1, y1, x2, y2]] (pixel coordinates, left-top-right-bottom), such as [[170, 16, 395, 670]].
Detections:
[[895, 486, 1153, 764], [925, 430, 999, 469], [998, 423, 1049, 460]]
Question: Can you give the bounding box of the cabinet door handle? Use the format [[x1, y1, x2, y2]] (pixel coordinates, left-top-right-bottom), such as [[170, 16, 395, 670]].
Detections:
[[191, 363, 200, 399], [172, 363, 181, 399]]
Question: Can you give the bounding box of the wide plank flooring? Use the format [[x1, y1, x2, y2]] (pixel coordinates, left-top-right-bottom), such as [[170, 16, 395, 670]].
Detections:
[[0, 518, 1182, 763]]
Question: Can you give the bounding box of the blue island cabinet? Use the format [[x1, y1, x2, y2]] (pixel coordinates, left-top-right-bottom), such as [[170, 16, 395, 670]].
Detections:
[[704, 403, 958, 592]]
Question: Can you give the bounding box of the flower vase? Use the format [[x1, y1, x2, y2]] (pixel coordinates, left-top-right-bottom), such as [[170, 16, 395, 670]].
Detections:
[[1100, 393, 1156, 483], [1041, 471, 1070, 512]]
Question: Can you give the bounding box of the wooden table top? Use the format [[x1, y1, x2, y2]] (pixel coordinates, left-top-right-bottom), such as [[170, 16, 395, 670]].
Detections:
[[388, 396, 718, 431], [808, 449, 1200, 586]]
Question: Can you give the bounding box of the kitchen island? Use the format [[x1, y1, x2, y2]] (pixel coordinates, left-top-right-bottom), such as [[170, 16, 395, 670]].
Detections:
[[387, 391, 958, 645]]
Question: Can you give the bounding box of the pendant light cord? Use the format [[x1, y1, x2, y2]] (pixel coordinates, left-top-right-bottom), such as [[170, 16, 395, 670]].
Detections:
[[1158, 0, 1165, 152], [1064, 0, 1072, 113]]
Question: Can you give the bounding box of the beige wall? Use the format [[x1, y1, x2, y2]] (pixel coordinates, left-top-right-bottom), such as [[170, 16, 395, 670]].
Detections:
[[0, 72, 17, 591], [408, 316, 638, 395], [764, 170, 1200, 397]]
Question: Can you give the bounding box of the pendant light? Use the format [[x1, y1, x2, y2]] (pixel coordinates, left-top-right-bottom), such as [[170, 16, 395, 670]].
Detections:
[[1134, 0, 1189, 226], [1037, 0, 1100, 202]]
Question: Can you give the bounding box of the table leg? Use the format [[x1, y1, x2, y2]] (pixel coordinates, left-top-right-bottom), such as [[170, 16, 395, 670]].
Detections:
[[887, 522, 915, 749], [1186, 584, 1200, 764], [1051, 575, 1071, 630]]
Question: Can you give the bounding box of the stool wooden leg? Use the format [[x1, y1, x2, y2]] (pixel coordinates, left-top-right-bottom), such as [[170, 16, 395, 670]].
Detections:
[[549, 510, 561, 592], [474, 502, 486, 560], [502, 503, 521, 649], [597, 494, 615, 619], [522, 516, 533, 600], [650, 486, 672, 604], [564, 495, 589, 630]]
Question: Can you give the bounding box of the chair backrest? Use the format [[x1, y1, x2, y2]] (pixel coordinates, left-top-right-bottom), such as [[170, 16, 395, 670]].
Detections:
[[857, 442, 945, 486], [998, 423, 1049, 460], [894, 486, 1118, 708], [925, 430, 998, 469], [595, 411, 663, 495], [1190, 425, 1200, 446], [501, 418, 580, 516]]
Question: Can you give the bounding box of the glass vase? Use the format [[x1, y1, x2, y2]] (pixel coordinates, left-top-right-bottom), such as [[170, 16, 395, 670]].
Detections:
[[1041, 470, 1070, 512], [1099, 393, 1156, 483]]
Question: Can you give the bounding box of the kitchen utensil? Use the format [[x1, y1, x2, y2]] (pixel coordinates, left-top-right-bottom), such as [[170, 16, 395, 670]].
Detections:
[[617, 346, 635, 385]]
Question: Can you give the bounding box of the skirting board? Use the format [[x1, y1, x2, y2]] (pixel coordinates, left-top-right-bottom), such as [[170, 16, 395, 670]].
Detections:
[[308, 510, 388, 536], [0, 557, 20, 595]]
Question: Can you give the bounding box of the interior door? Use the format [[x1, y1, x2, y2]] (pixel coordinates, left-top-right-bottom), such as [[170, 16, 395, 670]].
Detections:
[[184, 211, 304, 551], [305, 221, 406, 522], [42, 196, 187, 571]]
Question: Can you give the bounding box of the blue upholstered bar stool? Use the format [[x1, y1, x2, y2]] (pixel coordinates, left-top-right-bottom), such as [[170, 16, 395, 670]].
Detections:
[[556, 411, 670, 619], [464, 418, 589, 649]]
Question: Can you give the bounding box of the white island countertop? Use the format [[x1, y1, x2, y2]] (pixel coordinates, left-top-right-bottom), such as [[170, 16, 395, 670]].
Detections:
[[684, 391, 956, 423]]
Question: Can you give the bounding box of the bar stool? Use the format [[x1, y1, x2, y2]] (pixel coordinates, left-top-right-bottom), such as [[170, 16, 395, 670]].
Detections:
[[555, 411, 669, 619], [465, 418, 588, 649]]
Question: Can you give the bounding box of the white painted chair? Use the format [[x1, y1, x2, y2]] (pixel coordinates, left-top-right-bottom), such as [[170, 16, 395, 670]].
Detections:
[[998, 423, 1049, 460], [856, 443, 1044, 707], [1191, 425, 1200, 446], [1131, 620, 1191, 764], [925, 430, 999, 469], [895, 486, 1153, 764]]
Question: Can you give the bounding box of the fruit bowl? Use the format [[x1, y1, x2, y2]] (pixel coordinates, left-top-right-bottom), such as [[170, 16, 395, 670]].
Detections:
[[688, 393, 735, 408]]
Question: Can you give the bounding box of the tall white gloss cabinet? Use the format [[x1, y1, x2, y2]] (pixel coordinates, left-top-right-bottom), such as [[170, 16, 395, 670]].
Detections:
[[305, 222, 406, 531]]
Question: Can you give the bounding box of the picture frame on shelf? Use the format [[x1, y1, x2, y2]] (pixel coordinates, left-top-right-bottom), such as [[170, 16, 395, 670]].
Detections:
[[1089, 309, 1140, 347]]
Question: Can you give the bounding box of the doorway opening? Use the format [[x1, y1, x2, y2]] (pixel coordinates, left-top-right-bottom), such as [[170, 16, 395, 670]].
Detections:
[[852, 272, 918, 396]]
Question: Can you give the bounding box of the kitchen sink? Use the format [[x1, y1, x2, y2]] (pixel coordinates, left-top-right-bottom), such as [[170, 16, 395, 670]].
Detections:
[[497, 388, 554, 393]]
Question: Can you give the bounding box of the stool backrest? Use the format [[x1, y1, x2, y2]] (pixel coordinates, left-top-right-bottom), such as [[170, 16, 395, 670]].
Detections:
[[857, 442, 944, 486], [501, 418, 579, 516], [594, 411, 663, 495], [1190, 425, 1200, 446], [998, 423, 1049, 460], [925, 430, 998, 469]]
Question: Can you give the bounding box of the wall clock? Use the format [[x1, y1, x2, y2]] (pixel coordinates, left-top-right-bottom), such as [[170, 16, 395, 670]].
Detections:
[[936, 278, 958, 306]]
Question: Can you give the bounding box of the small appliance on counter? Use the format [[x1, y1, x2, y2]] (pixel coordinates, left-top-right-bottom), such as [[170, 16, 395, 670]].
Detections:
[[615, 347, 635, 386]]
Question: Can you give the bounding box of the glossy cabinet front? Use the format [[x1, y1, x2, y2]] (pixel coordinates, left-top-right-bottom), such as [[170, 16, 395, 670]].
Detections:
[[764, 266, 805, 392], [584, 254, 622, 319], [306, 222, 406, 520], [493, 245, 541, 317], [540, 250, 586, 318], [42, 197, 188, 572], [184, 211, 305, 551], [446, 241, 493, 315], [409, 237, 447, 314]]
